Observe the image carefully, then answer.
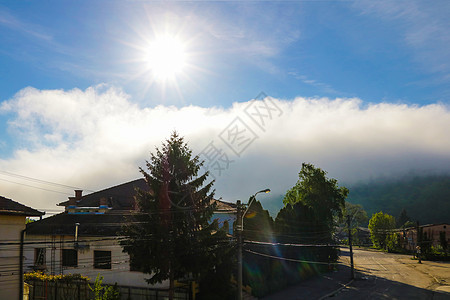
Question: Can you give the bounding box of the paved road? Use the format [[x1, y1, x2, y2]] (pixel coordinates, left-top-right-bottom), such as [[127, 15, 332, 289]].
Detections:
[[332, 248, 450, 299]]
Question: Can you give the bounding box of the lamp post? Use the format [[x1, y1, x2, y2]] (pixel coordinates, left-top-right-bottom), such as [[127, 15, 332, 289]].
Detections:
[[75, 222, 80, 249], [237, 189, 270, 300]]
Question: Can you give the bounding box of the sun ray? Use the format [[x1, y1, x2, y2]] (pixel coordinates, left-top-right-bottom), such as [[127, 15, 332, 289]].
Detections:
[[117, 15, 209, 103]]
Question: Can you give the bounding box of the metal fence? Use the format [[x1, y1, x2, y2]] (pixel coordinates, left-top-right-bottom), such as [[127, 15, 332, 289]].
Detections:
[[25, 280, 189, 300]]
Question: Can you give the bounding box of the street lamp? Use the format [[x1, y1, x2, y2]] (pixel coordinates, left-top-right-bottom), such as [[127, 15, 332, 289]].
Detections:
[[74, 222, 80, 249], [237, 188, 270, 300]]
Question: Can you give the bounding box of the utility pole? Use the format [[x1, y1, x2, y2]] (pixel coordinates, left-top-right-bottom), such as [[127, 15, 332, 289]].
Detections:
[[235, 190, 270, 300], [347, 215, 355, 279], [416, 221, 421, 264], [19, 229, 25, 300], [236, 200, 243, 300]]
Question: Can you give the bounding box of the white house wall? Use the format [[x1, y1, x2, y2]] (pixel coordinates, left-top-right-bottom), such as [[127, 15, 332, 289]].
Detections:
[[24, 235, 168, 289], [0, 214, 26, 300]]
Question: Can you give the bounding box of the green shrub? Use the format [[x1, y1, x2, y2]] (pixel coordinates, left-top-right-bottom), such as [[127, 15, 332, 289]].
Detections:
[[89, 274, 120, 300], [24, 271, 89, 283]]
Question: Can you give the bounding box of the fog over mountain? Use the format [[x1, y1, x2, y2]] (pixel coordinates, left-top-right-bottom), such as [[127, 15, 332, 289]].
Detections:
[[1, 86, 449, 215]]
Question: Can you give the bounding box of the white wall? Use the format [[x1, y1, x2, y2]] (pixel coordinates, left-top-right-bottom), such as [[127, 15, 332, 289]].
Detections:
[[0, 214, 26, 300], [24, 235, 168, 289]]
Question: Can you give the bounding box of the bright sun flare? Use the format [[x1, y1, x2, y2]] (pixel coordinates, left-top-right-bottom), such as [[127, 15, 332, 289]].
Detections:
[[147, 36, 186, 81]]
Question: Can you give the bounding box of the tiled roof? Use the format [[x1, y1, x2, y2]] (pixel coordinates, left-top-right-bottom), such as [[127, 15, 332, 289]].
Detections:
[[26, 178, 236, 237], [0, 196, 44, 217], [58, 179, 149, 209], [212, 199, 236, 211], [57, 178, 236, 212]]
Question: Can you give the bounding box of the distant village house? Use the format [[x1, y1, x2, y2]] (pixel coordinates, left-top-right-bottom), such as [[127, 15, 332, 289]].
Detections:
[[399, 223, 449, 251]]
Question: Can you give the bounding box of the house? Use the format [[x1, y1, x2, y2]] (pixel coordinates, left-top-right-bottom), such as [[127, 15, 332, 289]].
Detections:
[[355, 227, 371, 246], [399, 223, 450, 251], [334, 226, 371, 246], [0, 196, 44, 300], [24, 179, 236, 295], [211, 198, 237, 235]]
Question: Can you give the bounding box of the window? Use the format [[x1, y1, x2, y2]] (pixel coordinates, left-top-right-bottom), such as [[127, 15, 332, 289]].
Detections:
[[34, 248, 46, 266], [94, 250, 111, 269], [62, 249, 78, 267]]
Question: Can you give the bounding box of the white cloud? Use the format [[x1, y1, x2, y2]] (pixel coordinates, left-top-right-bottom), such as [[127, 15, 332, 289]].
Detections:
[[288, 72, 340, 95], [1, 86, 449, 214]]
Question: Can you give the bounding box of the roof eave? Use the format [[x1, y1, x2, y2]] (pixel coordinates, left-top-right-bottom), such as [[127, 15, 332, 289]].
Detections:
[[0, 210, 45, 217]]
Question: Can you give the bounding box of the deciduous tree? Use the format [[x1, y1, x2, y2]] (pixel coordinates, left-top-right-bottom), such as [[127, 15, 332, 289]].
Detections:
[[368, 211, 396, 249], [342, 202, 368, 244], [283, 163, 348, 231], [344, 202, 368, 227]]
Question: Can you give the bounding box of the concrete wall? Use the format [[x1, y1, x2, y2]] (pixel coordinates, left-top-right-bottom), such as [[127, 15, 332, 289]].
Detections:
[[401, 224, 450, 251], [0, 214, 26, 300], [422, 224, 450, 248]]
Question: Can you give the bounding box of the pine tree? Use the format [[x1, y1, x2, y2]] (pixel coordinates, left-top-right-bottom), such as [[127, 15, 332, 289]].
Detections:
[[397, 208, 411, 228], [121, 132, 221, 299]]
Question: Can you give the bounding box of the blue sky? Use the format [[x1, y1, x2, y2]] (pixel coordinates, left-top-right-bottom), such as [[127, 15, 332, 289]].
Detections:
[[2, 1, 449, 107], [1, 1, 449, 213]]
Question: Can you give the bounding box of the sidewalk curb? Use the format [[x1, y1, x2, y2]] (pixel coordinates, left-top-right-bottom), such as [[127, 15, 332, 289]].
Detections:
[[318, 279, 354, 299]]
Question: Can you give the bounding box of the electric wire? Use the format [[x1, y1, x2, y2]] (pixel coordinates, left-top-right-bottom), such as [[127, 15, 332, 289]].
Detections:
[[0, 178, 72, 195], [244, 240, 340, 248], [0, 170, 89, 191], [244, 249, 342, 265]]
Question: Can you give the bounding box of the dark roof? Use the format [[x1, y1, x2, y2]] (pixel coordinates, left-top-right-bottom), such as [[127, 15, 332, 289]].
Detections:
[[26, 212, 127, 236], [57, 178, 236, 212], [26, 178, 235, 237], [0, 196, 44, 217], [420, 223, 449, 228], [58, 179, 149, 210], [403, 223, 449, 231], [26, 203, 234, 237]]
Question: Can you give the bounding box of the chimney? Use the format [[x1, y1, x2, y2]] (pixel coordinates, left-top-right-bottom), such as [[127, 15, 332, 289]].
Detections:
[[75, 190, 83, 200]]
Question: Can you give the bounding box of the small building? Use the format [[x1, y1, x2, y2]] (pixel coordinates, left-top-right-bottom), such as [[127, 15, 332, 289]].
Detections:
[[355, 227, 371, 246], [0, 196, 44, 300], [24, 179, 235, 296], [399, 223, 450, 251], [211, 198, 237, 235]]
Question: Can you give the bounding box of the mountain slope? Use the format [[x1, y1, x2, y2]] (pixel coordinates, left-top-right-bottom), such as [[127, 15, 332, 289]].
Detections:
[[346, 175, 450, 224]]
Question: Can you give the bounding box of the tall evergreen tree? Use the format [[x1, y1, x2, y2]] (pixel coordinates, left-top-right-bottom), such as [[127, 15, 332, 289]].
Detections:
[[396, 208, 411, 228], [243, 200, 274, 242], [121, 132, 223, 299]]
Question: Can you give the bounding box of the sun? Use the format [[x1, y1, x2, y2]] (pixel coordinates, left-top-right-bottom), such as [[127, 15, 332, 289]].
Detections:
[[146, 35, 187, 81]]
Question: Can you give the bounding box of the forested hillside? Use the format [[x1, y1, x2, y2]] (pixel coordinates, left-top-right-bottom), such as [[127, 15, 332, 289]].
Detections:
[[347, 174, 450, 225]]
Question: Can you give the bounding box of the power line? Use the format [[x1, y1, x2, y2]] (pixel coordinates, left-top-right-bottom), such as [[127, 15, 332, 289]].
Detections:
[[244, 240, 340, 248], [245, 249, 341, 265], [0, 170, 93, 191], [0, 178, 72, 195]]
